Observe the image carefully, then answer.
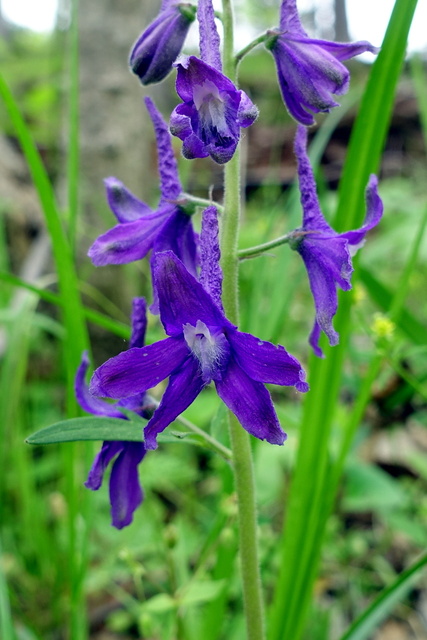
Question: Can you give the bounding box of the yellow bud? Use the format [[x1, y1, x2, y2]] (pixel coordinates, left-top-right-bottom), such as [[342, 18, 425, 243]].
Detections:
[[371, 313, 395, 339]]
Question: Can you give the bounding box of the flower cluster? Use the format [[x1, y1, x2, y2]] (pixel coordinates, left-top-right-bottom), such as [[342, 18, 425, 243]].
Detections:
[[79, 0, 382, 527]]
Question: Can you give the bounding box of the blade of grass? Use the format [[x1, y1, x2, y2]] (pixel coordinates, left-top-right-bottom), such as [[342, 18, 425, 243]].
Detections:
[[340, 553, 427, 640], [0, 271, 131, 339], [0, 538, 17, 640], [268, 2, 418, 639]]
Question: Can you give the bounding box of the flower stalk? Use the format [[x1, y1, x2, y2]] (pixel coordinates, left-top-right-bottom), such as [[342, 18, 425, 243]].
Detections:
[[221, 0, 266, 638]]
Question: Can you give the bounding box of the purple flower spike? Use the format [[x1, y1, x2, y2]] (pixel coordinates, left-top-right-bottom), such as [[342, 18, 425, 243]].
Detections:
[[130, 2, 196, 85], [266, 0, 379, 125], [75, 298, 152, 529], [291, 126, 383, 357], [88, 98, 198, 283], [90, 251, 309, 451]]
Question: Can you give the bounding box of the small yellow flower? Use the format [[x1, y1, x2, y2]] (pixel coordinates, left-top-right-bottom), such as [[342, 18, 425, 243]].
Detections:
[[371, 313, 395, 340]]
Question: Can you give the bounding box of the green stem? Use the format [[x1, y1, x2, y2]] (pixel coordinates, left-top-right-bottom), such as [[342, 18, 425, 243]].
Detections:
[[221, 1, 266, 639], [235, 32, 270, 68], [238, 233, 292, 259]]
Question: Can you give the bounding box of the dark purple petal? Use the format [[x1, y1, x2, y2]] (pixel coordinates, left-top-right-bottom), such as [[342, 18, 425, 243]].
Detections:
[[340, 174, 383, 248], [215, 357, 287, 445], [85, 441, 123, 490], [298, 238, 348, 349], [90, 336, 189, 399], [199, 206, 223, 311], [170, 104, 194, 140], [130, 298, 147, 349], [172, 56, 257, 164], [75, 352, 125, 418], [294, 125, 332, 232], [182, 133, 211, 160], [144, 357, 205, 449], [130, 5, 195, 85], [310, 39, 380, 61], [144, 97, 182, 201], [237, 91, 259, 128], [228, 332, 309, 392], [153, 251, 234, 336], [109, 443, 146, 529], [279, 0, 306, 34], [197, 0, 222, 70], [87, 209, 169, 266], [150, 210, 199, 315], [104, 177, 152, 223], [270, 2, 378, 126], [308, 320, 324, 359], [271, 38, 343, 124]]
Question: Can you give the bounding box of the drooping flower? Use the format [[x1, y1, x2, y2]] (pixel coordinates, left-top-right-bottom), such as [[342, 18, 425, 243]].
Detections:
[[90, 207, 309, 451], [265, 0, 379, 125], [170, 0, 258, 163], [289, 126, 383, 357], [130, 1, 196, 85], [88, 97, 198, 283], [75, 298, 153, 529]]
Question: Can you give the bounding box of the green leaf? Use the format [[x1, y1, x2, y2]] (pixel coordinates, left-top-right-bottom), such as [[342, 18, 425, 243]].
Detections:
[[340, 553, 427, 640], [141, 594, 177, 614], [26, 416, 146, 444], [179, 580, 226, 607], [343, 462, 407, 513]]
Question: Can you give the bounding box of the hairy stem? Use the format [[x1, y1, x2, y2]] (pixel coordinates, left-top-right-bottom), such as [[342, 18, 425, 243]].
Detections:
[[221, 1, 266, 639]]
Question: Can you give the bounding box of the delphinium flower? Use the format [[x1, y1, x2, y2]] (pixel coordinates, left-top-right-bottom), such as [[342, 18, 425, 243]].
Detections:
[[265, 0, 379, 125], [130, 1, 196, 85], [170, 0, 258, 163], [88, 97, 198, 284], [90, 207, 309, 450], [289, 125, 383, 357], [75, 298, 154, 529]]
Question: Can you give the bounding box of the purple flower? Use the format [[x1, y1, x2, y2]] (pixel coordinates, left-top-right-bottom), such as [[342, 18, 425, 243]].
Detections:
[[130, 1, 196, 85], [75, 298, 152, 529], [88, 97, 198, 284], [170, 0, 258, 164], [265, 0, 379, 125], [290, 126, 383, 357], [90, 208, 308, 451]]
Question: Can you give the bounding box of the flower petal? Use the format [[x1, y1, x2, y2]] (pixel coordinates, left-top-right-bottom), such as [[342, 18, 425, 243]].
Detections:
[[104, 177, 152, 223], [215, 357, 287, 445], [294, 126, 334, 231], [85, 441, 123, 490], [144, 357, 205, 449], [130, 6, 194, 85], [109, 443, 146, 529], [199, 206, 223, 311], [197, 0, 222, 70], [310, 39, 380, 61], [75, 352, 125, 418], [130, 297, 147, 349], [340, 174, 383, 248], [153, 251, 234, 336], [88, 210, 169, 266], [228, 332, 309, 392], [144, 97, 182, 201], [90, 336, 189, 399]]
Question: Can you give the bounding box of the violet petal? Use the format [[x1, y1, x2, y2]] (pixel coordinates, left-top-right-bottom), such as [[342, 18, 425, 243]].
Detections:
[[153, 251, 234, 337], [144, 356, 205, 450], [104, 177, 152, 223], [75, 352, 125, 418], [85, 441, 123, 491], [144, 97, 182, 201], [229, 332, 309, 392], [90, 336, 189, 399], [109, 443, 146, 529], [215, 357, 287, 445], [199, 206, 223, 311]]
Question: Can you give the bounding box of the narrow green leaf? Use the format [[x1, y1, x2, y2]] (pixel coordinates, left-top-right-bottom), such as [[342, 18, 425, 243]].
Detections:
[[26, 417, 147, 444], [340, 553, 427, 640], [269, 2, 418, 639]]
